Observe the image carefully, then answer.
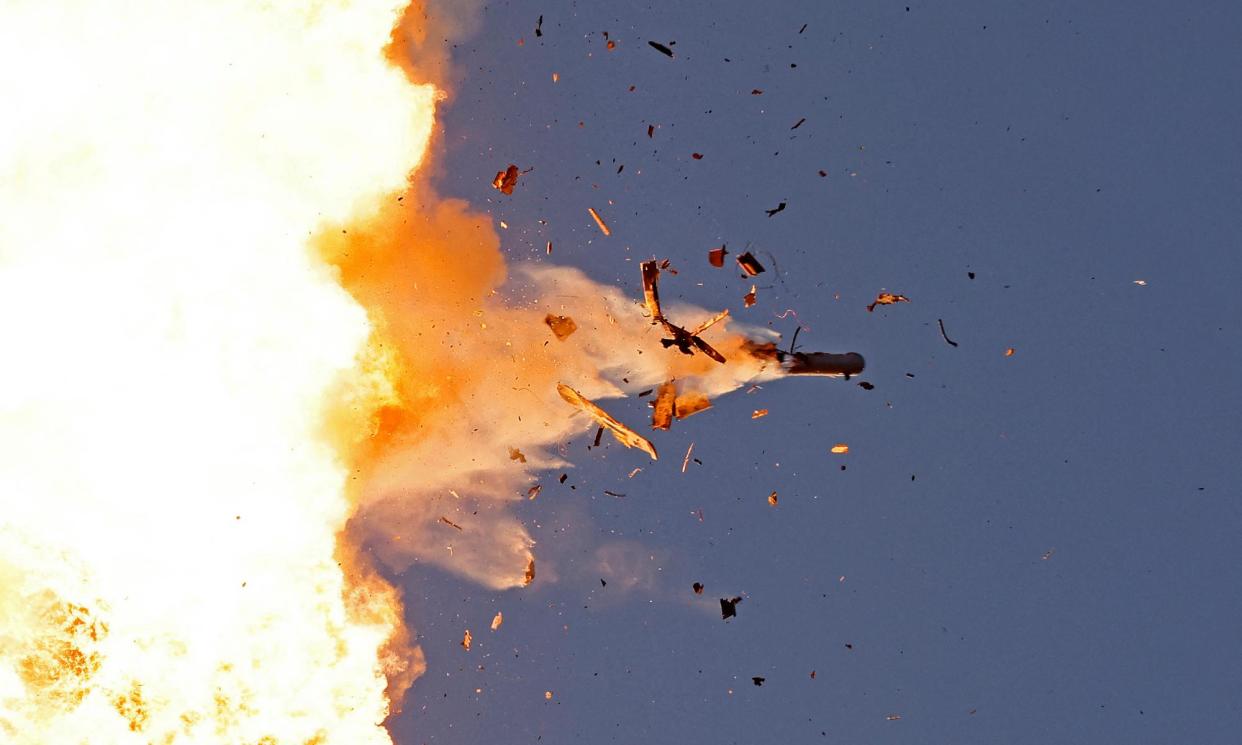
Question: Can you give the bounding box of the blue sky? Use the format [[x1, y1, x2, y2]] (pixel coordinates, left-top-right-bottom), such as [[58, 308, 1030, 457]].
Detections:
[[388, 1, 1242, 742]]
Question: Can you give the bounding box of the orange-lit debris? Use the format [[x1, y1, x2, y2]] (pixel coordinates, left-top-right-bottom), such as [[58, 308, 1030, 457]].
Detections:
[[491, 164, 520, 194], [461, 629, 472, 651], [720, 596, 742, 620], [752, 409, 769, 419], [689, 308, 729, 337], [736, 252, 765, 276], [524, 558, 536, 586], [673, 391, 712, 419], [544, 691, 554, 700], [627, 467, 643, 478], [708, 245, 728, 267], [767, 491, 778, 506], [867, 292, 910, 312], [640, 261, 727, 363], [681, 442, 695, 473], [439, 516, 464, 531], [587, 207, 611, 235], [527, 484, 542, 500], [641, 260, 665, 322], [556, 383, 658, 460], [830, 444, 849, 454], [744, 285, 757, 307], [546, 240, 553, 255], [508, 447, 527, 463], [1005, 347, 1016, 357], [886, 714, 902, 721], [743, 340, 866, 377], [651, 381, 676, 431], [490, 612, 504, 631], [544, 313, 578, 340]]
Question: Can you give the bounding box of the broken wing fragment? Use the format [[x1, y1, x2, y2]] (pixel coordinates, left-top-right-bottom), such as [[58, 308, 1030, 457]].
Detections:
[[556, 383, 658, 460]]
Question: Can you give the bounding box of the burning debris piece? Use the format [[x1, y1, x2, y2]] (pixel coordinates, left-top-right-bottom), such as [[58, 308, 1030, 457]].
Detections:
[[720, 596, 743, 620], [651, 381, 676, 431], [491, 612, 504, 631], [439, 516, 464, 531], [640, 260, 728, 363], [491, 164, 521, 194], [736, 252, 765, 276], [461, 629, 472, 651], [544, 313, 578, 340], [830, 444, 849, 454], [674, 391, 712, 419], [587, 207, 611, 236], [744, 285, 757, 307], [867, 292, 910, 312], [556, 383, 658, 460], [752, 409, 769, 419], [524, 558, 536, 586], [743, 341, 866, 378], [708, 245, 728, 267], [767, 491, 778, 506], [508, 447, 527, 463]]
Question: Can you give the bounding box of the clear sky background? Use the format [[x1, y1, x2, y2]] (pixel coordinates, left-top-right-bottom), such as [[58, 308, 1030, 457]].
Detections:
[[387, 1, 1242, 743]]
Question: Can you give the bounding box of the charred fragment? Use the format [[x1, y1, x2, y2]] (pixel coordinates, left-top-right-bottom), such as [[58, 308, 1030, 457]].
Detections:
[[720, 596, 743, 620], [647, 40, 674, 57], [735, 252, 765, 276], [708, 245, 728, 267]]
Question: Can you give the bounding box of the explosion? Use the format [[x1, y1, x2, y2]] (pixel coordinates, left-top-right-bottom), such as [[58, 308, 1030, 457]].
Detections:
[[1, 1, 860, 742]]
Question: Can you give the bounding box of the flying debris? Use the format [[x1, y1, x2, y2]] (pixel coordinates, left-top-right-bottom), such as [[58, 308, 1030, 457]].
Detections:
[[767, 491, 778, 506], [708, 245, 728, 267], [439, 516, 464, 531], [752, 677, 766, 686], [491, 612, 504, 631], [640, 260, 728, 363], [508, 447, 527, 463], [765, 201, 787, 217], [648, 40, 674, 57], [867, 292, 910, 312], [693, 582, 704, 595], [743, 341, 866, 377], [752, 409, 769, 419], [674, 391, 712, 419], [556, 383, 658, 460], [830, 444, 849, 454], [544, 313, 578, 340], [461, 629, 472, 651], [744, 285, 757, 307], [735, 252, 766, 276], [588, 206, 612, 235], [491, 164, 520, 194], [524, 558, 537, 586], [721, 596, 743, 620], [651, 381, 676, 431]]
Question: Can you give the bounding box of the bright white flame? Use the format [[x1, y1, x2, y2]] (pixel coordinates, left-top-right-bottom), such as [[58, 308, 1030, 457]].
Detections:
[[0, 1, 433, 742]]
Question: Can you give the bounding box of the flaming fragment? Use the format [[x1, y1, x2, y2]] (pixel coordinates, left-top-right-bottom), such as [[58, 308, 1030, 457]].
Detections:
[[674, 391, 712, 419], [708, 245, 728, 267], [736, 252, 766, 276], [492, 164, 521, 194], [867, 292, 910, 311], [491, 612, 504, 631]]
